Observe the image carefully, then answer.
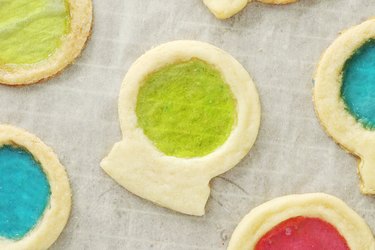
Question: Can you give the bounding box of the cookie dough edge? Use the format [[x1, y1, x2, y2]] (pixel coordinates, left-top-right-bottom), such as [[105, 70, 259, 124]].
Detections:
[[203, 0, 298, 19], [257, 0, 298, 4], [203, 0, 249, 19]]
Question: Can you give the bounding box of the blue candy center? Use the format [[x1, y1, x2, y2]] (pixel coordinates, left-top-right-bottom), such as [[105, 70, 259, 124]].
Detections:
[[341, 39, 375, 129], [0, 145, 50, 240]]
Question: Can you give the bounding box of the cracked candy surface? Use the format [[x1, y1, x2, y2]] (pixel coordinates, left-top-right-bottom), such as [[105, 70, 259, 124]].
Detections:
[[0, 0, 70, 65], [136, 59, 237, 158], [0, 145, 50, 240], [341, 39, 375, 129]]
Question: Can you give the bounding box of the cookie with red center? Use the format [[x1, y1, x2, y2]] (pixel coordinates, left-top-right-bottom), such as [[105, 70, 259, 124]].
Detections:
[[228, 193, 375, 250], [255, 217, 349, 250]]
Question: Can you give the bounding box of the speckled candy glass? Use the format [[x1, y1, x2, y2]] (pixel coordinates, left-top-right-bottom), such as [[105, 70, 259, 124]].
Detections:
[[0, 0, 70, 65]]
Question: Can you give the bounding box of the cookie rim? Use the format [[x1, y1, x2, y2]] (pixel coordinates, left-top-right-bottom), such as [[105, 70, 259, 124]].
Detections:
[[0, 0, 93, 86], [227, 193, 375, 250], [313, 18, 375, 194], [203, 0, 298, 20], [101, 40, 261, 216], [0, 125, 71, 250]]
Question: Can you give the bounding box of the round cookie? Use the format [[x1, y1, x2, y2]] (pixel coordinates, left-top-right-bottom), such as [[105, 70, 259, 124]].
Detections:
[[314, 18, 375, 194], [101, 40, 261, 216], [228, 193, 375, 250], [0, 125, 71, 250], [203, 0, 298, 19], [0, 0, 92, 86]]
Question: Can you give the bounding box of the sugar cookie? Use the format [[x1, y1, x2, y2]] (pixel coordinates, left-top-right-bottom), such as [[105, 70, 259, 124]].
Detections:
[[314, 18, 375, 194], [0, 125, 71, 250], [228, 193, 375, 250], [203, 0, 298, 19], [101, 40, 261, 216]]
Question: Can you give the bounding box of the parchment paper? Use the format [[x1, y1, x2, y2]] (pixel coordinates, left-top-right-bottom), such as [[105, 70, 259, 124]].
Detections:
[[1, 0, 375, 249]]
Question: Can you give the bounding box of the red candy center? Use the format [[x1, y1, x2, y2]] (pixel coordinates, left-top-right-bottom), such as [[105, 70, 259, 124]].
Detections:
[[255, 217, 350, 250]]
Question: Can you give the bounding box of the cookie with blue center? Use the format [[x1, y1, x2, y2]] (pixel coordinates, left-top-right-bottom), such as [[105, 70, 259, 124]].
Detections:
[[101, 40, 261, 216], [0, 125, 71, 249], [314, 18, 375, 195], [0, 0, 92, 85]]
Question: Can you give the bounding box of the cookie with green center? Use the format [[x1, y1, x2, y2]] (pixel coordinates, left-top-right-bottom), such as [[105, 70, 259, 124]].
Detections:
[[0, 125, 71, 250], [314, 18, 375, 195], [101, 40, 261, 216], [228, 193, 375, 250], [203, 0, 298, 19], [0, 0, 92, 85]]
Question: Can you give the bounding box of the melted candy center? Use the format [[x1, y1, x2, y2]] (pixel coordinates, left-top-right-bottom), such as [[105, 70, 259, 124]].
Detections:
[[255, 217, 350, 250], [341, 39, 375, 129], [0, 145, 50, 240], [136, 59, 237, 158], [0, 0, 70, 65]]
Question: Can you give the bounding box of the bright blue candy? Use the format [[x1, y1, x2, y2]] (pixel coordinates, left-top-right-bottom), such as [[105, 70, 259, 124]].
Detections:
[[342, 39, 375, 129], [0, 145, 50, 240]]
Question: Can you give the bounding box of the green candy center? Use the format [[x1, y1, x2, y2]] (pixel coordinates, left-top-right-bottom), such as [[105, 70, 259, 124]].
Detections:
[[0, 0, 70, 65], [136, 59, 237, 158]]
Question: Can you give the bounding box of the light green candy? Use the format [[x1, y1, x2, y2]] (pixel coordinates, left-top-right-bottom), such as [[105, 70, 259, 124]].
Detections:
[[136, 59, 237, 158], [0, 0, 70, 65]]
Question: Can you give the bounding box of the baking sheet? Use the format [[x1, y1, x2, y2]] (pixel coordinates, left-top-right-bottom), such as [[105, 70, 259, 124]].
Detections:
[[1, 0, 375, 249]]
